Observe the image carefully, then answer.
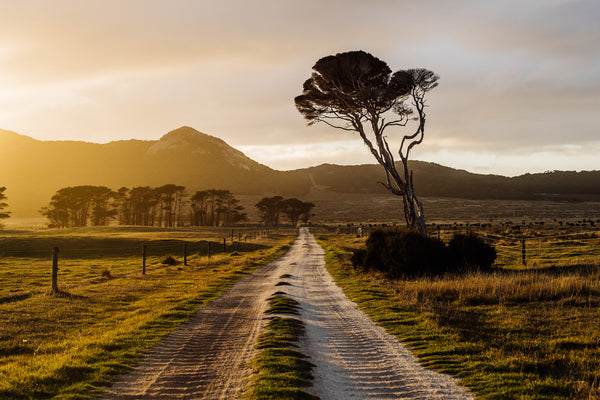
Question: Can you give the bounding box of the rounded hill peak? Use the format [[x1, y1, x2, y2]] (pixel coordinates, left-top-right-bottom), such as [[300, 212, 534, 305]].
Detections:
[[160, 126, 221, 143], [147, 126, 270, 173]]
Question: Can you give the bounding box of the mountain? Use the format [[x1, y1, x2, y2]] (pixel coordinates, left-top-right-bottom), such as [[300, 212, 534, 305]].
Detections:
[[0, 127, 310, 217], [301, 163, 600, 201], [1, 126, 599, 218]]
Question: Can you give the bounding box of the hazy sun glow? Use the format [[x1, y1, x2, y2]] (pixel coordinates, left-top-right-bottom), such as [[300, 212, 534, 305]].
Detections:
[[0, 0, 598, 175]]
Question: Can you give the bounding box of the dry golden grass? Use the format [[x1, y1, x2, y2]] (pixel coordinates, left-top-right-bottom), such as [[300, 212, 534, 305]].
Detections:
[[319, 232, 600, 399], [0, 226, 295, 399]]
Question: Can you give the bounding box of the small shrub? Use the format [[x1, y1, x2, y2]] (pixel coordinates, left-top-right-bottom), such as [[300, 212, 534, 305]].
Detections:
[[448, 233, 496, 271], [100, 268, 112, 279], [161, 255, 179, 266]]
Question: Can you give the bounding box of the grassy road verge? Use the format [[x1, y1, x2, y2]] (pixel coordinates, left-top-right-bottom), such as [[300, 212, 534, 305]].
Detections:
[[318, 234, 600, 400], [246, 277, 319, 400]]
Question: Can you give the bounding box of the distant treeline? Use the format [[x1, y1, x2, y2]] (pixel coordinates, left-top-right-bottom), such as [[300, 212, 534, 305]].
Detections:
[[40, 185, 314, 228]]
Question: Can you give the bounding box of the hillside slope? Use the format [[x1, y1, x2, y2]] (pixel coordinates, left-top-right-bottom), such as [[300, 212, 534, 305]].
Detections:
[[1, 127, 599, 218], [0, 127, 309, 217]]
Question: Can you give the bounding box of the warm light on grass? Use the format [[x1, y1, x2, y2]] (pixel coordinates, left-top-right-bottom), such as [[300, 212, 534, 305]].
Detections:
[[0, 227, 294, 399], [318, 233, 600, 400], [247, 286, 319, 400]]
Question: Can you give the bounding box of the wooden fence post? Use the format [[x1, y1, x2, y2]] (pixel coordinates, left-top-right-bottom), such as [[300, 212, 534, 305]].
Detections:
[[208, 241, 211, 261], [183, 242, 188, 266], [223, 238, 226, 253], [142, 244, 147, 275], [521, 239, 526, 266], [52, 246, 59, 293]]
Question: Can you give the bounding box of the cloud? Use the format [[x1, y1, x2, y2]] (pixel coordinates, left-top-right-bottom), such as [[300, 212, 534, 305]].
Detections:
[[0, 0, 598, 174]]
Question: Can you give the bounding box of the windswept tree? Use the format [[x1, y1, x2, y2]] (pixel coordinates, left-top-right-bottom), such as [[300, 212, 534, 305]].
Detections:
[[90, 186, 118, 226], [282, 198, 315, 227], [155, 184, 186, 227], [41, 185, 117, 227], [217, 191, 247, 226], [190, 189, 246, 227], [295, 50, 438, 235], [123, 186, 160, 226], [0, 187, 10, 221], [255, 196, 284, 226]]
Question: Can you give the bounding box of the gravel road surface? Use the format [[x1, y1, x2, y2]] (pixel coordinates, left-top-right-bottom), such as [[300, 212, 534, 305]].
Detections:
[[101, 228, 473, 399]]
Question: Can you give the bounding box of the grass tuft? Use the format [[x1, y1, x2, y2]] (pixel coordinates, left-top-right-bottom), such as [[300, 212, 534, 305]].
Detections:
[[247, 288, 318, 399], [265, 293, 300, 315]]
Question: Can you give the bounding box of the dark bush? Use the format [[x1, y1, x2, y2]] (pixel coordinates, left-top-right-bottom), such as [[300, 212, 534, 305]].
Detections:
[[447, 233, 496, 271], [161, 255, 180, 266], [353, 228, 447, 278], [350, 248, 367, 269], [352, 228, 496, 278]]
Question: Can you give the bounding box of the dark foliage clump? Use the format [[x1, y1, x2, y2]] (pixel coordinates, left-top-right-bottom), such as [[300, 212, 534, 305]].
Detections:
[[161, 255, 180, 266], [351, 228, 446, 278], [351, 228, 496, 278], [447, 233, 496, 272]]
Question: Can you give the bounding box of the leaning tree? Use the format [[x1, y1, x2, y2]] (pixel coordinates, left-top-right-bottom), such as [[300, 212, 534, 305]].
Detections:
[[295, 50, 438, 235]]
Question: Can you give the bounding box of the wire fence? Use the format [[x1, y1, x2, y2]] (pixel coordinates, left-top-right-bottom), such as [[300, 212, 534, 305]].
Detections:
[[0, 230, 271, 259], [317, 223, 600, 268], [477, 230, 600, 267], [0, 229, 275, 299]]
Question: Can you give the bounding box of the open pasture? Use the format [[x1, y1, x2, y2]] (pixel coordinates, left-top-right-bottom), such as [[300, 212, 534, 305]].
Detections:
[[0, 226, 295, 399]]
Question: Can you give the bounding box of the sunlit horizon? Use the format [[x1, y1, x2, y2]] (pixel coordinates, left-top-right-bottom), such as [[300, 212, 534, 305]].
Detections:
[[1, 1, 599, 176]]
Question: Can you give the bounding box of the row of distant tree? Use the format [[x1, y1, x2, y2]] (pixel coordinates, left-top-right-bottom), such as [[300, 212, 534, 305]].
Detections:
[[38, 185, 314, 228], [0, 187, 9, 220], [255, 196, 315, 227]]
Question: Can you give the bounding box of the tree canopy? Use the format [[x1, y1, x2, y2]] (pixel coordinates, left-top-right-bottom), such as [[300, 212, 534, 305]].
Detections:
[[255, 196, 315, 226], [295, 50, 438, 235], [41, 185, 247, 228]]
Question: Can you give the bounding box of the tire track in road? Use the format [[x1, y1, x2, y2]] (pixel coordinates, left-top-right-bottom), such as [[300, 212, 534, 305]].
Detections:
[[100, 243, 303, 400], [286, 227, 474, 400]]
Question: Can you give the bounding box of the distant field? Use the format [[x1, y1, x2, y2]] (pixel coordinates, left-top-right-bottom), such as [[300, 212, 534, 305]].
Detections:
[[0, 226, 295, 399], [298, 194, 600, 225], [238, 193, 600, 225], [5, 195, 600, 229]]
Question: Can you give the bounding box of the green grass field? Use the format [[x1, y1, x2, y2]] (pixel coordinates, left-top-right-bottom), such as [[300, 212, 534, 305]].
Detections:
[[317, 232, 600, 399], [0, 226, 295, 399]]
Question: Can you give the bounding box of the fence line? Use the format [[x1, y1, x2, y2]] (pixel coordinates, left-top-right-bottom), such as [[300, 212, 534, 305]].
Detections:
[[0, 230, 275, 296], [477, 230, 600, 267], [325, 224, 600, 268]]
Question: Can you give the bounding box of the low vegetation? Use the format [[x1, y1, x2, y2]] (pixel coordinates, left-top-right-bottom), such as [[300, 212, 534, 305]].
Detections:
[[247, 280, 318, 400], [351, 228, 496, 277], [0, 226, 294, 399], [319, 233, 600, 400]]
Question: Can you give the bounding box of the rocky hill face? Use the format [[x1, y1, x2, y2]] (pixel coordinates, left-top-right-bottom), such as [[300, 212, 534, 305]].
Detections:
[[1, 126, 599, 218]]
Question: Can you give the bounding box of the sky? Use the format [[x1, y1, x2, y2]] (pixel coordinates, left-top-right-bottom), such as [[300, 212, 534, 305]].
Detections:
[[0, 0, 598, 177]]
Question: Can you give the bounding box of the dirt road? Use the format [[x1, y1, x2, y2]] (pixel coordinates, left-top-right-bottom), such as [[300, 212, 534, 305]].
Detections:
[[100, 248, 295, 399], [101, 228, 472, 399]]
